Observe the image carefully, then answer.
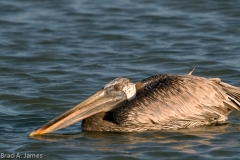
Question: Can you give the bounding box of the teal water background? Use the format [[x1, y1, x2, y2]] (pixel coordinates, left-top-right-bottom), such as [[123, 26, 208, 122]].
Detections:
[[1, 0, 240, 159]]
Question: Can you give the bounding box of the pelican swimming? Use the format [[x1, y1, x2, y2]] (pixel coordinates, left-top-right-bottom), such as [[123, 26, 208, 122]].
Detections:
[[29, 70, 240, 136]]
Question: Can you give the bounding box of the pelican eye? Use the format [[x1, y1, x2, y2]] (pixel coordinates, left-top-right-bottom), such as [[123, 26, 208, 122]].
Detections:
[[114, 84, 122, 91]]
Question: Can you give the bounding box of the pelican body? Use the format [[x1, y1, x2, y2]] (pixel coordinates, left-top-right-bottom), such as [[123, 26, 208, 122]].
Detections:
[[30, 71, 240, 136]]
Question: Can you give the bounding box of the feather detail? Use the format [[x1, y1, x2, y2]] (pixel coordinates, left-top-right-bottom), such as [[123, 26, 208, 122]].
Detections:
[[114, 74, 240, 130]]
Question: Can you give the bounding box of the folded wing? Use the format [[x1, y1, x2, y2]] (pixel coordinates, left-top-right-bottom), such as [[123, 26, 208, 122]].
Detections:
[[114, 74, 240, 130]]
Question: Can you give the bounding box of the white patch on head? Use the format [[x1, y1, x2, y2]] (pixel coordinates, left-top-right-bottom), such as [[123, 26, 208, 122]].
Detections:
[[122, 80, 136, 100], [104, 78, 123, 88], [104, 77, 136, 100]]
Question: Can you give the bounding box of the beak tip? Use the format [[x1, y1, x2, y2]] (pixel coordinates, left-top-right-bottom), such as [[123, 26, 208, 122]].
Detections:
[[29, 131, 36, 137], [29, 128, 49, 137], [29, 130, 41, 137]]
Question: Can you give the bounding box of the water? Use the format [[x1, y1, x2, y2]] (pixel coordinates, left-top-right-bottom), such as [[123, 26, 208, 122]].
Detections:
[[1, 0, 240, 159]]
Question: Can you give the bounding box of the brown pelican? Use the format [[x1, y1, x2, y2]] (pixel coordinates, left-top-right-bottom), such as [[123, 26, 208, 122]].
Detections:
[[29, 70, 240, 136]]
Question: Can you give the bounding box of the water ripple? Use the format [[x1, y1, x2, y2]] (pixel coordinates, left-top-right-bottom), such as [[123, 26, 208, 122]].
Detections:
[[0, 0, 240, 159]]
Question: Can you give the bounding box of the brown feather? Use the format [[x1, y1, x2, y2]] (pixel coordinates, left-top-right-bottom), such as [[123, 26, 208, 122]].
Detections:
[[113, 75, 240, 131], [83, 74, 240, 132]]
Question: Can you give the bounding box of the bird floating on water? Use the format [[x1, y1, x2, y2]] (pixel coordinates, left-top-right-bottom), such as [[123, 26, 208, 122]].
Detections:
[[29, 69, 240, 136]]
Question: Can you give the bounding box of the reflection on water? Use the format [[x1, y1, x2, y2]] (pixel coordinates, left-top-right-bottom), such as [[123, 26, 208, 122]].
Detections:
[[29, 124, 240, 159], [30, 123, 240, 142]]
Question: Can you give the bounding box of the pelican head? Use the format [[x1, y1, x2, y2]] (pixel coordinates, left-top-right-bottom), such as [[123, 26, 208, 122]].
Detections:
[[29, 78, 136, 136]]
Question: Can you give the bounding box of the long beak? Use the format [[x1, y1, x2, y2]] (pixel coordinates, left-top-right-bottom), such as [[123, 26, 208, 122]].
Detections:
[[29, 88, 127, 136]]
